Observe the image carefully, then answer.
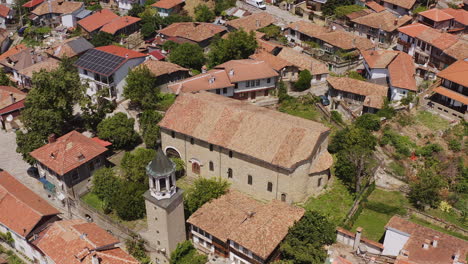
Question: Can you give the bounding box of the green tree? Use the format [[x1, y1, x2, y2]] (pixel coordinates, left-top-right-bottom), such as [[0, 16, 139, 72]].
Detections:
[[80, 90, 116, 132], [97, 113, 140, 149], [409, 169, 445, 209], [128, 3, 145, 17], [91, 167, 120, 206], [322, 0, 354, 16], [90, 31, 115, 47], [126, 234, 151, 264], [112, 181, 146, 220], [170, 241, 207, 264], [0, 69, 14, 86], [258, 25, 282, 40], [169, 43, 206, 70], [334, 5, 365, 18], [208, 29, 257, 67], [280, 211, 335, 264], [16, 60, 85, 163], [194, 4, 215, 22], [348, 71, 365, 81], [293, 70, 312, 91], [121, 148, 156, 183], [355, 113, 381, 131], [184, 177, 230, 216], [214, 0, 236, 14], [162, 40, 179, 52], [278, 80, 291, 103], [376, 99, 396, 119], [123, 65, 160, 109], [140, 110, 163, 149]]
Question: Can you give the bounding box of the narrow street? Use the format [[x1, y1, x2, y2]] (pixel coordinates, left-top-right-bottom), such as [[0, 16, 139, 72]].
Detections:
[[236, 0, 307, 25]]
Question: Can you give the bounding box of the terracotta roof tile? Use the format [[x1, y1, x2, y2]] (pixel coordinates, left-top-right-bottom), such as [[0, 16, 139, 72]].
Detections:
[[443, 39, 468, 61], [0, 86, 25, 110], [22, 0, 44, 8], [100, 16, 141, 35], [30, 131, 108, 175], [47, 36, 94, 58], [437, 60, 468, 87], [168, 70, 232, 93], [151, 0, 183, 9], [18, 57, 60, 78], [419, 8, 454, 22], [77, 9, 119, 33], [159, 92, 330, 169], [316, 31, 376, 51], [226, 12, 276, 32], [352, 10, 412, 32], [187, 190, 304, 259], [32, 0, 83, 16], [398, 23, 459, 51], [386, 216, 468, 264], [0, 4, 11, 18], [442, 8, 468, 25], [387, 52, 416, 91], [346, 9, 374, 20], [286, 20, 328, 39], [366, 1, 385, 12], [383, 0, 416, 9], [33, 219, 138, 264], [140, 59, 188, 77], [309, 150, 333, 174], [327, 77, 388, 109], [362, 50, 399, 68], [158, 22, 226, 43], [94, 45, 146, 59], [0, 44, 28, 61], [277, 47, 329, 75], [0, 171, 60, 237], [433, 86, 468, 105], [250, 51, 291, 72]]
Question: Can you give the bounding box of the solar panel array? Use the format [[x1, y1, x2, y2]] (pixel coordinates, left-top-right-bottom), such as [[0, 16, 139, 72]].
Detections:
[[74, 49, 125, 76]]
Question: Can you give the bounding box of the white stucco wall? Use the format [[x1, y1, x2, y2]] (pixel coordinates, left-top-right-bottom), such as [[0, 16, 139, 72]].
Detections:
[[208, 86, 235, 97], [311, 73, 327, 83], [382, 228, 410, 256], [0, 224, 47, 264], [390, 86, 409, 101]]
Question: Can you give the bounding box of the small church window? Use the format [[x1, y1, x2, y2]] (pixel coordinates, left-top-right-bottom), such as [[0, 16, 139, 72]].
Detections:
[[209, 161, 214, 171], [171, 131, 175, 138], [229, 151, 233, 158], [318, 178, 323, 187], [190, 138, 194, 144], [281, 193, 286, 202], [267, 182, 273, 192], [192, 163, 200, 175], [248, 175, 252, 185], [227, 168, 233, 178], [210, 144, 214, 151], [160, 178, 167, 191]]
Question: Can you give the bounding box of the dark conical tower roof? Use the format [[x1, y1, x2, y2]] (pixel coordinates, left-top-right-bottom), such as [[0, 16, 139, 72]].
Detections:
[[146, 146, 176, 178]]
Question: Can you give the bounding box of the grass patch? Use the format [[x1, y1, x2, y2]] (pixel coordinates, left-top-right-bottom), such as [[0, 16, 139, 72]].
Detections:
[[388, 161, 406, 177], [80, 192, 144, 230], [409, 215, 468, 241], [352, 189, 408, 241], [156, 93, 176, 111], [415, 111, 450, 131], [425, 208, 467, 229], [303, 179, 354, 226], [278, 97, 320, 121]]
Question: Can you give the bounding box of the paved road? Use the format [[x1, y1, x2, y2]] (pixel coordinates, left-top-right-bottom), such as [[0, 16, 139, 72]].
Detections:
[[236, 1, 306, 25]]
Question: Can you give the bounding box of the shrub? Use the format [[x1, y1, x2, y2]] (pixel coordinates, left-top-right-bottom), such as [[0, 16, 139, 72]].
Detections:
[[97, 113, 140, 149], [448, 139, 462, 152], [355, 113, 380, 131], [184, 177, 230, 216], [415, 143, 443, 157], [294, 70, 312, 91], [331, 110, 344, 124], [113, 182, 146, 221], [334, 5, 365, 18], [91, 167, 120, 205], [121, 148, 156, 183]]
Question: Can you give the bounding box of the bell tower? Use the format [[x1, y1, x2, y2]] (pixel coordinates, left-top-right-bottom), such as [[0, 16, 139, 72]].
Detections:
[[143, 147, 186, 264]]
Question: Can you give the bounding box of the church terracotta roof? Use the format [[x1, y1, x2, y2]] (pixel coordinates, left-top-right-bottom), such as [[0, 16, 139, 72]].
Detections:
[[159, 92, 330, 169]]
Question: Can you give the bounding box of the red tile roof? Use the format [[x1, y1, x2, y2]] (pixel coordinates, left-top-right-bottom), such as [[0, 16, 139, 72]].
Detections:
[[158, 22, 226, 43], [22, 0, 44, 8], [433, 86, 468, 105], [0, 44, 28, 61], [0, 99, 25, 116], [437, 60, 468, 87], [30, 131, 108, 175], [386, 216, 468, 264], [95, 45, 146, 59], [151, 0, 183, 9], [0, 4, 11, 18], [32, 0, 83, 15], [442, 8, 468, 25], [91, 137, 112, 147], [32, 219, 139, 264], [226, 12, 276, 32], [148, 50, 166, 60], [383, 0, 416, 9], [387, 52, 416, 91], [351, 11, 412, 32], [366, 1, 386, 12], [0, 86, 26, 112], [100, 16, 141, 35], [419, 8, 454, 22], [0, 170, 60, 237], [327, 77, 388, 109], [250, 51, 291, 72], [398, 23, 460, 51], [77, 9, 119, 33]]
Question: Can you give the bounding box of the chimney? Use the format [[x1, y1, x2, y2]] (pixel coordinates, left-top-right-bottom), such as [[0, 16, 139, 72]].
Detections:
[[229, 68, 234, 76], [125, 53, 129, 58], [48, 134, 56, 144], [209, 76, 215, 83], [353, 227, 362, 251], [422, 239, 430, 249], [91, 254, 100, 264], [201, 65, 207, 73], [394, 18, 398, 25], [9, 93, 15, 104], [400, 249, 409, 258], [432, 236, 439, 248], [256, 19, 260, 28], [453, 251, 460, 262]]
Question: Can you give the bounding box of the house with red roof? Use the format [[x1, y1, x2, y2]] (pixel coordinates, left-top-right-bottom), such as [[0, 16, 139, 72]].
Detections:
[[30, 0, 84, 28], [114, 0, 143, 10], [74, 45, 146, 101], [100, 15, 141, 36], [22, 0, 44, 11], [0, 170, 60, 263], [396, 23, 468, 71], [151, 0, 184, 17], [0, 4, 13, 29], [427, 60, 467, 120], [30, 131, 109, 203], [361, 50, 416, 101], [417, 8, 468, 33], [77, 9, 140, 37], [0, 86, 26, 130]]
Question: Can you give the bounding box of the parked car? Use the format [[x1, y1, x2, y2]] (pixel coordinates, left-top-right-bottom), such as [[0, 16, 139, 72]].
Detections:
[[27, 167, 39, 178], [319, 95, 330, 106], [18, 27, 27, 37]]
